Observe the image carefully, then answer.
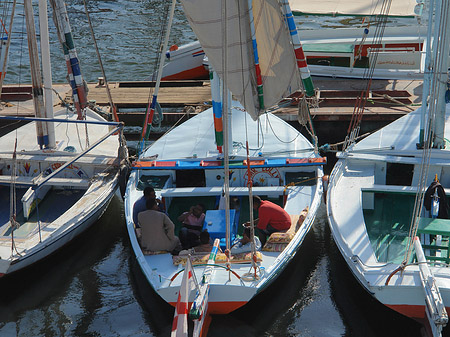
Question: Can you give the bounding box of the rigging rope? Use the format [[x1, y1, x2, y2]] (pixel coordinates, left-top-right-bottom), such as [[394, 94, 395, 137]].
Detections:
[[0, 0, 16, 97], [343, 0, 393, 150], [82, 0, 118, 122]]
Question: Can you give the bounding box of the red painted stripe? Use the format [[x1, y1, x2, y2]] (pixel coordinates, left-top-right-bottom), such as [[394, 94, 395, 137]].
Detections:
[[162, 66, 209, 81], [214, 116, 223, 132], [168, 300, 248, 315], [177, 301, 189, 315], [255, 64, 262, 86]]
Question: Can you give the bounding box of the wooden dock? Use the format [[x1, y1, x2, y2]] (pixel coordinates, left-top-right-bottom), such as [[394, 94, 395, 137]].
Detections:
[[0, 77, 423, 144]]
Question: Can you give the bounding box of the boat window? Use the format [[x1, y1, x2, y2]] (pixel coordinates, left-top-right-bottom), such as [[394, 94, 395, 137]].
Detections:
[[385, 163, 414, 186], [176, 169, 206, 187], [137, 175, 170, 190], [285, 171, 316, 186]]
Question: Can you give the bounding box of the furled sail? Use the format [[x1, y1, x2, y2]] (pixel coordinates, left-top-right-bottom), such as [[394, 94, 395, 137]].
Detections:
[[180, 0, 300, 120]]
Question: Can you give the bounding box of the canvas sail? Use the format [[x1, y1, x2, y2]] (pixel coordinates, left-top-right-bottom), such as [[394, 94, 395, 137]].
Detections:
[[180, 0, 300, 120]]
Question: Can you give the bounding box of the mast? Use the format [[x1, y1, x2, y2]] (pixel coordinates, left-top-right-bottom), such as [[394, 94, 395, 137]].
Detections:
[[247, 0, 264, 111], [24, 0, 49, 148], [49, 0, 88, 120], [209, 67, 223, 153], [221, 0, 231, 253], [281, 0, 314, 97], [139, 0, 176, 154], [431, 0, 450, 149], [39, 0, 56, 148], [418, 0, 435, 148]]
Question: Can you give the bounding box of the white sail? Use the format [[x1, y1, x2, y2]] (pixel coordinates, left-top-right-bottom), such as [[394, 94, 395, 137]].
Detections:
[[180, 0, 300, 120]]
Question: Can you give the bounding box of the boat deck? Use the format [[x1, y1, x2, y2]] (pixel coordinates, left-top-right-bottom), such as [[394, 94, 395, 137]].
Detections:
[[0, 186, 84, 238]]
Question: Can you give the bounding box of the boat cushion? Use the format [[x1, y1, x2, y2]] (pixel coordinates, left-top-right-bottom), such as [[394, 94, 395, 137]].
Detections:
[[172, 251, 262, 266], [262, 242, 287, 252], [263, 207, 309, 251]]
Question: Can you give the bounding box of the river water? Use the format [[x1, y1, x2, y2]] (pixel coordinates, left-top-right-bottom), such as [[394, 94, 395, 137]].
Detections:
[[0, 0, 444, 336]]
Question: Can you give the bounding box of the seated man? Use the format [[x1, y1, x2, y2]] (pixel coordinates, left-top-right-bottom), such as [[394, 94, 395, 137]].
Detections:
[[133, 186, 159, 226], [194, 230, 214, 252], [249, 195, 291, 247], [231, 226, 261, 254], [177, 204, 206, 249], [138, 198, 181, 253]]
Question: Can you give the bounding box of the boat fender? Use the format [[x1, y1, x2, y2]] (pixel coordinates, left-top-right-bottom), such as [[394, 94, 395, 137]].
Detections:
[[424, 178, 448, 219], [322, 175, 329, 204]]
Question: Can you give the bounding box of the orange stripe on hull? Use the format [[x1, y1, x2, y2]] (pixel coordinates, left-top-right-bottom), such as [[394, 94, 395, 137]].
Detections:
[[168, 300, 248, 315], [386, 304, 426, 321], [162, 66, 209, 81], [387, 303, 450, 323], [386, 304, 450, 335]]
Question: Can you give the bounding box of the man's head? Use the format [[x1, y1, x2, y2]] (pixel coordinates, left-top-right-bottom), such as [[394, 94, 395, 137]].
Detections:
[[252, 195, 262, 210], [144, 186, 156, 199], [146, 198, 158, 210], [242, 226, 252, 244]]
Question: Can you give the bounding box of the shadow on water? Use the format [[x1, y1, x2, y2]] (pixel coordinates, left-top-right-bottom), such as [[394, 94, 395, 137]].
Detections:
[[0, 195, 447, 336], [129, 253, 175, 336], [0, 194, 154, 336]]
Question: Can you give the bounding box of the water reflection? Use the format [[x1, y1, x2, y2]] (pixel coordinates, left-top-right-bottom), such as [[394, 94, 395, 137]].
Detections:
[[0, 196, 447, 336]]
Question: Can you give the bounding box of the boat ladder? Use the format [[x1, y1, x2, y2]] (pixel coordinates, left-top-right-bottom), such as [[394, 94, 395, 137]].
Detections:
[[414, 237, 448, 336]]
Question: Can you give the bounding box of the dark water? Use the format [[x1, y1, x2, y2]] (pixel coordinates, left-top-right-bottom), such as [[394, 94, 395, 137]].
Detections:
[[0, 192, 432, 336], [1, 1, 443, 336]]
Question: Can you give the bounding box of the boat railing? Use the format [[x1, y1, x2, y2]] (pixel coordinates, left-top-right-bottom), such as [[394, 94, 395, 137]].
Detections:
[[160, 186, 289, 198], [361, 184, 450, 196], [0, 115, 123, 190]]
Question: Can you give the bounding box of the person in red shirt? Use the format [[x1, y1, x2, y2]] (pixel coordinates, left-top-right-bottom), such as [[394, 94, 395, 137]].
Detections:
[[249, 195, 291, 246]]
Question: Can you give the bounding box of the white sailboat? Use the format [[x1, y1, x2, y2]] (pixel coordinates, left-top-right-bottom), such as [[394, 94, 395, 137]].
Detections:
[[125, 0, 324, 323], [0, 0, 127, 277], [327, 0, 450, 335]]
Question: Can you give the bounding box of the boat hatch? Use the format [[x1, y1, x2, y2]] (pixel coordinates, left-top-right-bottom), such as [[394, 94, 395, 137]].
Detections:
[[362, 186, 450, 264], [362, 191, 415, 263], [386, 163, 414, 186], [176, 169, 205, 187]]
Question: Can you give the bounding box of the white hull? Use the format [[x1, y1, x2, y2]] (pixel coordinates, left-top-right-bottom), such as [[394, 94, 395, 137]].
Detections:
[[162, 26, 430, 80], [327, 106, 450, 323], [0, 107, 124, 277], [125, 105, 324, 314]]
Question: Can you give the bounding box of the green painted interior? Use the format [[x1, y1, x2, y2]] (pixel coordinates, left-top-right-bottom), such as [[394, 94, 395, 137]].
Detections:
[[363, 192, 416, 264]]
